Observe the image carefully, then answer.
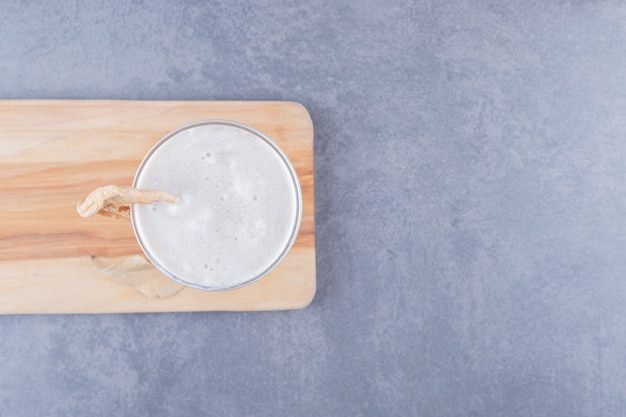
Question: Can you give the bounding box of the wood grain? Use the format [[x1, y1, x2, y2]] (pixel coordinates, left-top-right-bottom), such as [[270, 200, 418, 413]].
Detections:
[[0, 100, 315, 314]]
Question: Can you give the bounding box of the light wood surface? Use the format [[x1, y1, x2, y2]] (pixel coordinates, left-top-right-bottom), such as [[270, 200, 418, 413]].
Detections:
[[0, 100, 315, 314]]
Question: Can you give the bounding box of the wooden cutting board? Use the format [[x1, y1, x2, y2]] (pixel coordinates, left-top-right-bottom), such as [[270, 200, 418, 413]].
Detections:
[[0, 100, 315, 314]]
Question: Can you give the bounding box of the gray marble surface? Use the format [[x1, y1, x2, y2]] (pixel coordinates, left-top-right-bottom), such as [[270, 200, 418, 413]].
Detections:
[[1, 1, 626, 416]]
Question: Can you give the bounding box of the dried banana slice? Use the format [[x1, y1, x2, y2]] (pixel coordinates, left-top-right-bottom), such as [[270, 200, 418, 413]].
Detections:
[[77, 185, 177, 220]]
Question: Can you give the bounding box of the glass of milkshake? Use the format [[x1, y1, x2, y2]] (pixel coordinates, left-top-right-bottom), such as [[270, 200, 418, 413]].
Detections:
[[130, 120, 302, 291]]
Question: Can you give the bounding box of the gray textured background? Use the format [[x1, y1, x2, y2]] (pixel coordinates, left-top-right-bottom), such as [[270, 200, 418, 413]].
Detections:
[[1, 1, 626, 416]]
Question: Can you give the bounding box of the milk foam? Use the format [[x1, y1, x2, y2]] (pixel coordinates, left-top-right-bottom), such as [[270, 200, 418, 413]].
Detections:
[[132, 123, 300, 289]]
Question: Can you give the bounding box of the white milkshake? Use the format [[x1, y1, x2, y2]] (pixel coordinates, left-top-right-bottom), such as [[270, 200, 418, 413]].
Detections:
[[131, 120, 302, 291]]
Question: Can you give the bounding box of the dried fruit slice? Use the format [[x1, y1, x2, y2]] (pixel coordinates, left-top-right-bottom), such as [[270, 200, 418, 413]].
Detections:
[[77, 185, 177, 220]]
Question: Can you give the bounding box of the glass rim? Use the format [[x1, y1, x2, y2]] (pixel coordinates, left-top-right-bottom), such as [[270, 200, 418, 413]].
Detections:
[[130, 119, 303, 291]]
